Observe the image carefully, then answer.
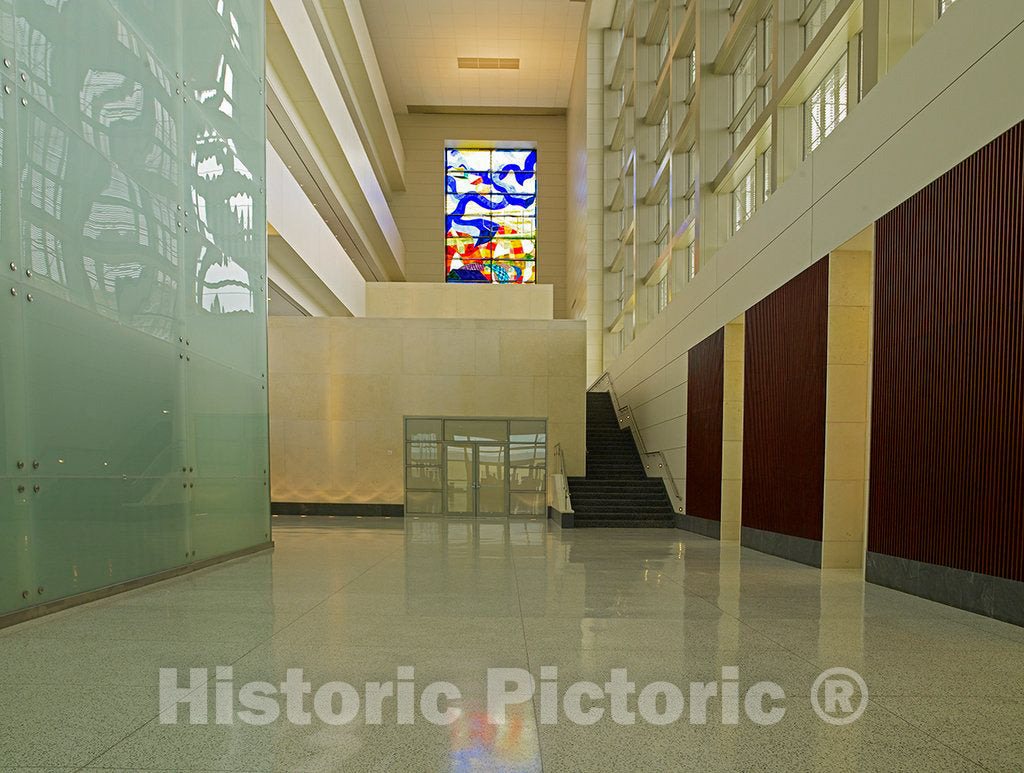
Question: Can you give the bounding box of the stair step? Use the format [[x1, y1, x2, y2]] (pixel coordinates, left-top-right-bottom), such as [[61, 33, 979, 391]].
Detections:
[[570, 483, 667, 489], [571, 504, 674, 511], [568, 391, 678, 527], [572, 500, 672, 508], [573, 519, 675, 528]]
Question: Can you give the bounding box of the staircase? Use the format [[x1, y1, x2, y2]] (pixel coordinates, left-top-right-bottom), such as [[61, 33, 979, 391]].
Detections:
[[566, 392, 676, 528]]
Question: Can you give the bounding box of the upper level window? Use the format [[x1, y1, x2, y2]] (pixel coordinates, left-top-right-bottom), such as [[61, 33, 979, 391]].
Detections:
[[445, 148, 537, 283], [656, 274, 669, 313], [804, 52, 848, 156], [733, 166, 756, 232], [759, 146, 772, 204], [733, 42, 756, 118], [732, 42, 756, 148], [761, 9, 773, 69], [803, 0, 840, 48]]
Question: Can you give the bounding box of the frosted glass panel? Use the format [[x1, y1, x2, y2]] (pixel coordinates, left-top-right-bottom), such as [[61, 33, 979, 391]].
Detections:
[[0, 0, 267, 618]]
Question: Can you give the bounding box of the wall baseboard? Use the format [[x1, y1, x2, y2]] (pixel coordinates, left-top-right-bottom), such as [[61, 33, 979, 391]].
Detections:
[[741, 526, 822, 568], [547, 506, 574, 528], [866, 552, 1024, 627], [676, 513, 721, 539], [0, 541, 274, 631], [272, 502, 405, 517]]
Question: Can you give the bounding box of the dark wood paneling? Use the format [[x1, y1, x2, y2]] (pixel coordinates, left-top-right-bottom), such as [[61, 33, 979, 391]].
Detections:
[[686, 328, 724, 521], [869, 122, 1024, 583], [742, 258, 829, 541]]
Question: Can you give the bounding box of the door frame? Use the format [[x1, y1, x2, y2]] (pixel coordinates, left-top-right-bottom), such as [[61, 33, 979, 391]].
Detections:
[[444, 441, 477, 517], [404, 417, 547, 518]]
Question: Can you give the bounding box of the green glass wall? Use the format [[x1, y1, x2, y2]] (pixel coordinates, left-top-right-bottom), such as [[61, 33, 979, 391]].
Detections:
[[0, 0, 268, 617]]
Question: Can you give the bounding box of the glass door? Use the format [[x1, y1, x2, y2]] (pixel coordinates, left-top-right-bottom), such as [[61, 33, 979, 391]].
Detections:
[[406, 417, 546, 518], [445, 443, 475, 516], [476, 444, 508, 517]]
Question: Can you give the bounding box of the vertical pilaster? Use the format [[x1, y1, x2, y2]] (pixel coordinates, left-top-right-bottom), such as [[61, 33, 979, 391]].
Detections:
[[821, 248, 872, 569], [720, 313, 745, 541]]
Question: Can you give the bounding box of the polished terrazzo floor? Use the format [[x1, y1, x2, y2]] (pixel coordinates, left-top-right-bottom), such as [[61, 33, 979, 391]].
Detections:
[[1, 517, 1022, 771]]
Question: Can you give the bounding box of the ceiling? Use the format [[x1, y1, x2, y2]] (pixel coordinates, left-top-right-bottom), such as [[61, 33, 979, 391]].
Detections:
[[360, 0, 586, 113]]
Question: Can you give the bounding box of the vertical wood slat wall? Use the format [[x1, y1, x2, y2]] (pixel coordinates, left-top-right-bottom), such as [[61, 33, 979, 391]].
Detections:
[[742, 258, 829, 541], [685, 328, 724, 521], [869, 121, 1024, 583]]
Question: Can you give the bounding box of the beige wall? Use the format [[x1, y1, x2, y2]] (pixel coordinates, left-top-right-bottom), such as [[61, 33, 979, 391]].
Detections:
[[268, 316, 586, 506], [606, 1, 1024, 548], [566, 18, 588, 326], [392, 113, 569, 318], [365, 283, 553, 320]]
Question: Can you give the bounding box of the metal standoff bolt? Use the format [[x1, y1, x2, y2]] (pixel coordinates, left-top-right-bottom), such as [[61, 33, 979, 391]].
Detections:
[[33, 484, 40, 493], [25, 269, 31, 278], [26, 293, 32, 302], [9, 287, 16, 296], [183, 483, 187, 488], [189, 482, 194, 488], [2, 85, 9, 95], [16, 460, 24, 469], [8, 262, 15, 271], [189, 467, 194, 473], [32, 460, 38, 469], [36, 586, 44, 595], [16, 484, 24, 493], [2, 58, 9, 67], [19, 97, 26, 106], [19, 72, 26, 82], [21, 590, 29, 599]]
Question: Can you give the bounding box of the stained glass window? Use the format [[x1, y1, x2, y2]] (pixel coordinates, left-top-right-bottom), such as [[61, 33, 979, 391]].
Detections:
[[445, 147, 537, 284]]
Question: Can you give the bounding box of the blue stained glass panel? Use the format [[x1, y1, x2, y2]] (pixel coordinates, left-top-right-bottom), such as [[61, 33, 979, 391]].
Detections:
[[445, 147, 537, 284]]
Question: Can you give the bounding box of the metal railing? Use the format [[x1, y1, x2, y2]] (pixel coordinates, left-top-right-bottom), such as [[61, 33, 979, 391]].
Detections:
[[552, 442, 573, 513], [588, 371, 684, 513]]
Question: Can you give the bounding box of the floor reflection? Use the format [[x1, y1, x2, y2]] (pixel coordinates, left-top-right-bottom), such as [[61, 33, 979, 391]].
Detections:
[[1, 516, 1021, 770]]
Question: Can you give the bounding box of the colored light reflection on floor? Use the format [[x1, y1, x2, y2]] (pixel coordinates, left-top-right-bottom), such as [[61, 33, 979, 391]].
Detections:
[[449, 705, 539, 772]]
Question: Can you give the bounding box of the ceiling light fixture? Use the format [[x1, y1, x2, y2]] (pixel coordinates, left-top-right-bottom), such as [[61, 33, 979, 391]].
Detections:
[[457, 57, 520, 70]]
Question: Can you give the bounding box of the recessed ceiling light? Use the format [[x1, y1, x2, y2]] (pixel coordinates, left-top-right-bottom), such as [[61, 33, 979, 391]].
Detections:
[[458, 57, 519, 70]]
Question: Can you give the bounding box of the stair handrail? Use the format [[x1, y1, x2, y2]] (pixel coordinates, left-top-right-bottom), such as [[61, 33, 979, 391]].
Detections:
[[587, 371, 684, 514], [552, 442, 573, 513]]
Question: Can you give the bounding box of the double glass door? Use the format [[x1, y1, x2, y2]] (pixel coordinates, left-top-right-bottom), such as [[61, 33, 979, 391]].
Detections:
[[445, 443, 507, 517], [405, 418, 547, 517]]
